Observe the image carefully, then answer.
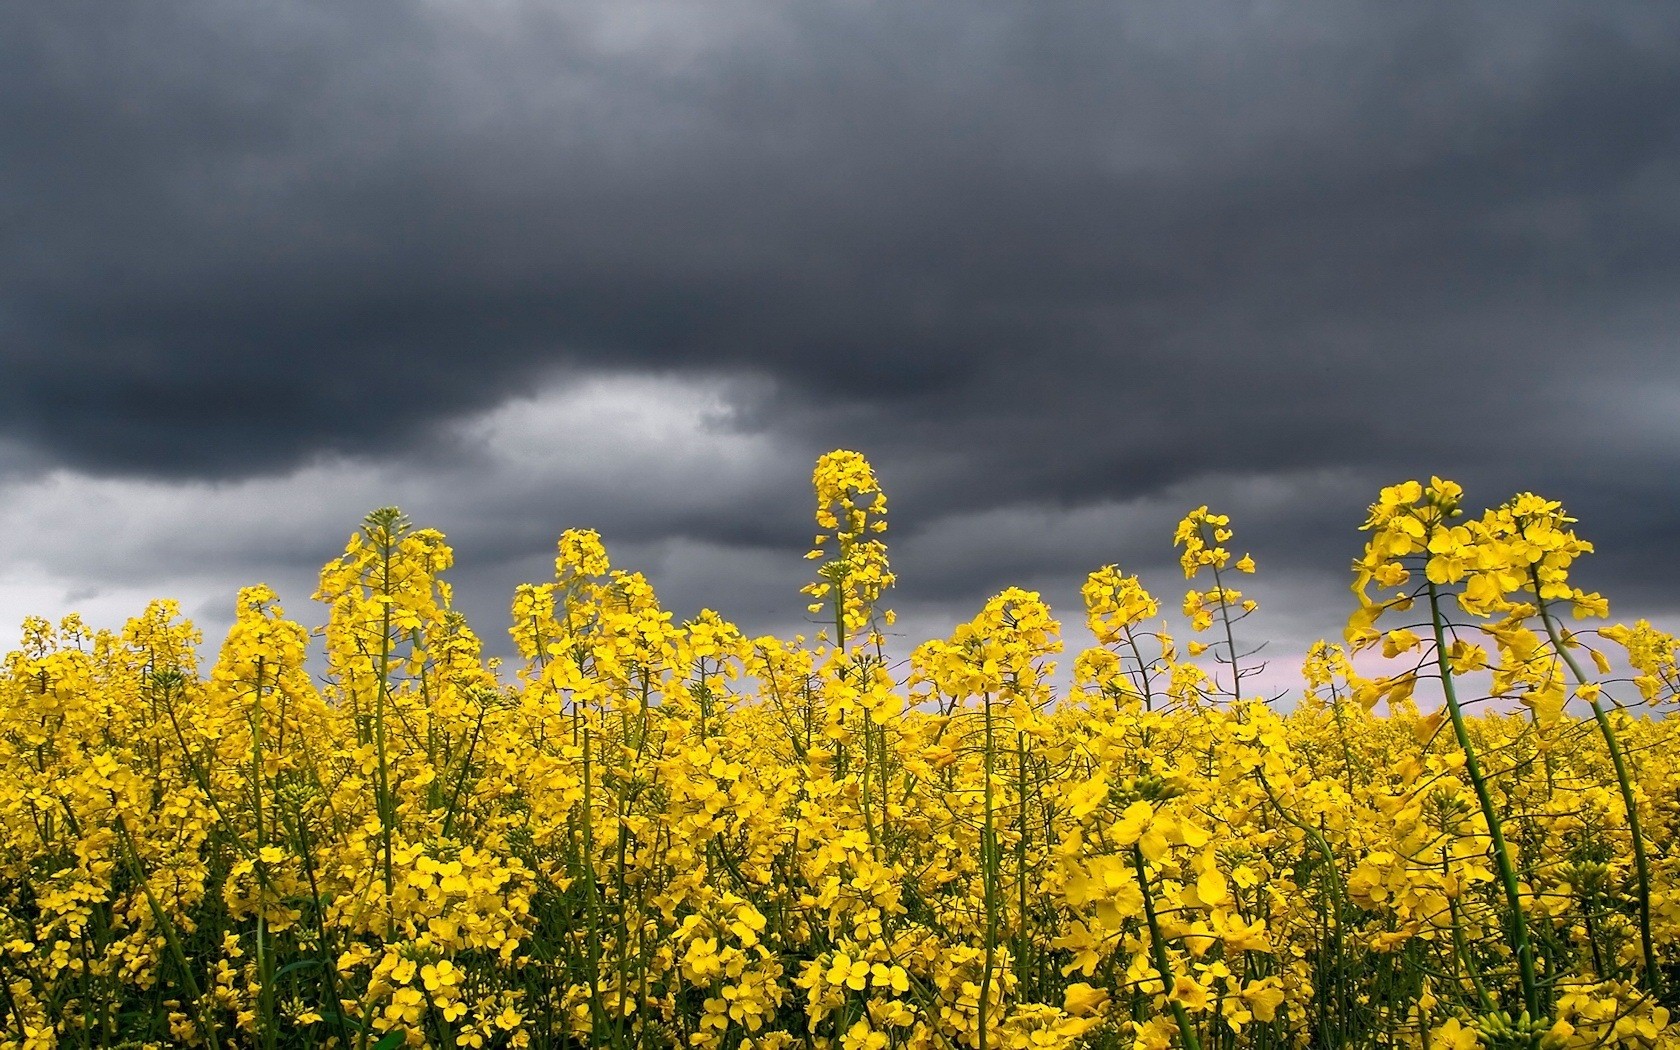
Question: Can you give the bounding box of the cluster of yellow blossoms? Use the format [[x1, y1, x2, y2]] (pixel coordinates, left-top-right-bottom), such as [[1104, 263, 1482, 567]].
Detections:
[[2, 453, 1679, 1049]]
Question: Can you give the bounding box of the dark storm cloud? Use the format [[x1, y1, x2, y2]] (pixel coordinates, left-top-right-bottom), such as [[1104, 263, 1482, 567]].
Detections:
[[3, 0, 1678, 638]]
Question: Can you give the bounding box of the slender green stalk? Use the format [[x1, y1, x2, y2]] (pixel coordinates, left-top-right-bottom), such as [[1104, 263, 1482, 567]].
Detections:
[[1015, 729, 1031, 998], [1207, 560, 1244, 700], [1443, 844, 1496, 1013], [113, 816, 221, 1050], [1132, 843, 1202, 1050], [1121, 627, 1158, 710], [1256, 771, 1348, 1044], [250, 656, 278, 1050], [581, 726, 608, 1041], [440, 698, 489, 840], [1535, 594, 1660, 997], [1426, 580, 1541, 1019], [860, 707, 879, 851], [281, 796, 353, 1048], [374, 521, 397, 907], [1326, 685, 1357, 798], [978, 690, 998, 1050]]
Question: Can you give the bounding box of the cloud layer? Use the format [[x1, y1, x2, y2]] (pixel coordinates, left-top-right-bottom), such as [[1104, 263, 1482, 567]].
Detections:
[[3, 1, 1677, 667]]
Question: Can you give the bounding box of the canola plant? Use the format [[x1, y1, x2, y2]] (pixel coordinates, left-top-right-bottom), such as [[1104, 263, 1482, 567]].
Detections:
[[1, 452, 1677, 1049]]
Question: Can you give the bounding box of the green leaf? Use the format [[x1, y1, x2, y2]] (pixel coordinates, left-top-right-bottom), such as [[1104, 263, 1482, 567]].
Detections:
[[274, 958, 321, 979], [315, 1012, 370, 1033]]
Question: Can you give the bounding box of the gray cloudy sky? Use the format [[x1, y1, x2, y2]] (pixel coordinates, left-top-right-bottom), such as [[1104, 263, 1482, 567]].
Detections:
[[3, 1, 1677, 679]]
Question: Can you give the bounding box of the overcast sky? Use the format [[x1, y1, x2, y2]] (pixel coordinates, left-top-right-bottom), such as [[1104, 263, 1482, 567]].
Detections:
[[3, 1, 1677, 682]]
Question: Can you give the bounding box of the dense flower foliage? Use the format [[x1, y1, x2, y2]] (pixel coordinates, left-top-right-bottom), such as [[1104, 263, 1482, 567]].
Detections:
[[2, 452, 1678, 1049]]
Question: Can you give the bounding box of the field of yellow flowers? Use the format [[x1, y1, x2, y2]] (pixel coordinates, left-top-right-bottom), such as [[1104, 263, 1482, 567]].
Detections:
[[2, 452, 1678, 1050]]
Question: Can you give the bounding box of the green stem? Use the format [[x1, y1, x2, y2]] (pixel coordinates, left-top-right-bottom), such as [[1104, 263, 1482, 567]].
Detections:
[[1132, 843, 1202, 1050], [375, 532, 396, 908], [1120, 627, 1157, 710], [1536, 596, 1660, 998], [1326, 686, 1357, 798], [284, 799, 353, 1048], [441, 699, 489, 840], [1256, 771, 1347, 1042], [113, 816, 221, 1050], [1444, 846, 1495, 1012], [1427, 580, 1540, 1019], [581, 727, 607, 1040], [1015, 730, 1031, 1000], [979, 691, 997, 1050], [250, 657, 278, 1050], [1207, 559, 1243, 700]]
